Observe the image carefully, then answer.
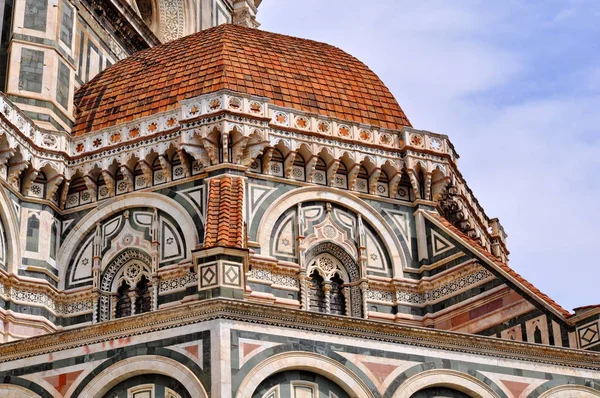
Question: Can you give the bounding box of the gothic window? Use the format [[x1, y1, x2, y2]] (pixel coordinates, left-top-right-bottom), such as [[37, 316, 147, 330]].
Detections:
[[534, 325, 543, 344], [308, 270, 326, 313], [116, 280, 132, 318], [99, 250, 154, 322], [25, 215, 39, 252], [329, 274, 346, 316], [135, 275, 152, 315], [418, 169, 426, 199], [307, 254, 351, 316]]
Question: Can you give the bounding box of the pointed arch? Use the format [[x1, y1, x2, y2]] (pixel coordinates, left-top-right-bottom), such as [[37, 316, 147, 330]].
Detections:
[[0, 186, 20, 273], [58, 193, 199, 289], [257, 186, 407, 277]]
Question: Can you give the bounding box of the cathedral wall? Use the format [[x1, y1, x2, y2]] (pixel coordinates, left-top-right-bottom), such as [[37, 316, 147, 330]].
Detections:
[[0, 310, 598, 398], [0, 165, 583, 348], [1, 0, 137, 131]]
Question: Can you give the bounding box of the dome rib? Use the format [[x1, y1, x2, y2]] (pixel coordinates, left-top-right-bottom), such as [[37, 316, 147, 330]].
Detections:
[[73, 24, 411, 136]]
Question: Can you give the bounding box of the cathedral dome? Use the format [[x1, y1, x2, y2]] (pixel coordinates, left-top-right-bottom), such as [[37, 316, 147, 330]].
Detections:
[[73, 24, 411, 135]]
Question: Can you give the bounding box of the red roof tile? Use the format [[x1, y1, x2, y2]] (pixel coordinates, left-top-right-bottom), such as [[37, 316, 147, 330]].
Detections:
[[73, 24, 411, 135], [431, 213, 571, 318], [205, 176, 244, 248]]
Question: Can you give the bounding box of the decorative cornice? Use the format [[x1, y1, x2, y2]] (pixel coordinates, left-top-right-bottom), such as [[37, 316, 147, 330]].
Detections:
[[0, 299, 597, 369]]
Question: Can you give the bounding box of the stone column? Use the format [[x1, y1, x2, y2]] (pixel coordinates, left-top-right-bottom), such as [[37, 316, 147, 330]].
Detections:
[[343, 286, 351, 316], [299, 270, 308, 310], [128, 290, 137, 316], [110, 295, 118, 320], [92, 292, 99, 324], [323, 282, 332, 314], [360, 281, 369, 319]]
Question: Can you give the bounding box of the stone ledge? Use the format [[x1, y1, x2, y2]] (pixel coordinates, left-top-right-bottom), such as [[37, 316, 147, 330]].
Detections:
[[0, 298, 598, 370]]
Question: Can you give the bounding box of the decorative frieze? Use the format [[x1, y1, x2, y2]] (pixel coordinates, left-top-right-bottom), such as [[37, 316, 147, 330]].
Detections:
[[0, 283, 93, 316], [248, 267, 299, 290], [366, 268, 494, 307], [159, 272, 198, 294]]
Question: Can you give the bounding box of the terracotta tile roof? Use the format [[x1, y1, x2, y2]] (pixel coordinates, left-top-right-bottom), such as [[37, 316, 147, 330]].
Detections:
[[73, 24, 411, 135], [430, 213, 571, 318], [205, 176, 244, 248]]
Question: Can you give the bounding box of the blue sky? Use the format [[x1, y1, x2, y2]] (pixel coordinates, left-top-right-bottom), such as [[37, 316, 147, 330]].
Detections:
[[259, 0, 600, 311]]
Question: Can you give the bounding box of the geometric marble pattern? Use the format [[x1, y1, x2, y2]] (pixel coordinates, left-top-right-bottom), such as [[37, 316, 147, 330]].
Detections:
[[238, 337, 282, 368], [577, 320, 600, 349], [431, 229, 455, 257], [335, 351, 420, 395]]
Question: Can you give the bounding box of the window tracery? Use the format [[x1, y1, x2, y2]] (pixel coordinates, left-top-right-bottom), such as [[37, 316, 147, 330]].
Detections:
[[306, 254, 349, 316], [99, 249, 153, 322]]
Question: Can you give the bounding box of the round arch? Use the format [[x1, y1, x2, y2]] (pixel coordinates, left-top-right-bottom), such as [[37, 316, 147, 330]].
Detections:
[[73, 355, 208, 398], [0, 184, 21, 273], [236, 351, 375, 398], [392, 369, 502, 398], [0, 384, 41, 398], [58, 192, 199, 289], [257, 186, 407, 277], [538, 385, 600, 397]]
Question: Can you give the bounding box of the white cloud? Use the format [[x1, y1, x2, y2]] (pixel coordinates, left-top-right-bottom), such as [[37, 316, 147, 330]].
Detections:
[[260, 0, 600, 310]]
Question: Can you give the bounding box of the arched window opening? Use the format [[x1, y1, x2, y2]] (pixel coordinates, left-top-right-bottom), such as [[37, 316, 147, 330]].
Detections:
[[116, 280, 132, 318], [249, 156, 262, 173], [292, 153, 306, 181], [334, 162, 348, 189], [152, 157, 166, 185], [534, 325, 543, 344], [135, 275, 152, 315], [134, 163, 146, 190], [270, 148, 284, 177], [355, 165, 369, 193], [397, 173, 413, 201], [171, 153, 185, 181], [329, 273, 346, 315], [377, 170, 390, 197], [97, 172, 109, 200], [65, 177, 87, 209], [99, 250, 154, 322], [29, 171, 46, 198], [308, 270, 326, 313], [25, 215, 40, 252], [115, 168, 128, 195], [418, 170, 426, 200], [306, 252, 355, 316], [313, 157, 327, 185]]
